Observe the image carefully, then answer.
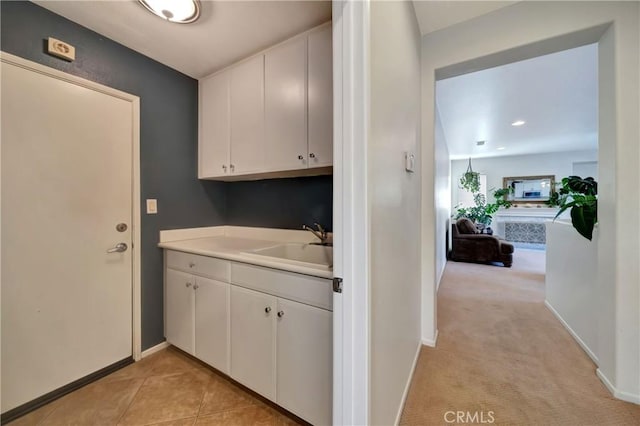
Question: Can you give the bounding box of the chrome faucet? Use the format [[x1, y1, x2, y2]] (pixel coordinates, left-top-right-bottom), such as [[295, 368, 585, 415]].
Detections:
[[303, 223, 331, 246]]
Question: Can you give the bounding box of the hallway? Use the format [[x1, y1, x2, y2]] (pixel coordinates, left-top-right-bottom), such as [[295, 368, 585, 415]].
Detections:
[[400, 250, 640, 425]]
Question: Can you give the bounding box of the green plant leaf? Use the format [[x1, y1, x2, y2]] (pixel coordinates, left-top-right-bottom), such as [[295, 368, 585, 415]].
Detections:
[[570, 205, 596, 241]]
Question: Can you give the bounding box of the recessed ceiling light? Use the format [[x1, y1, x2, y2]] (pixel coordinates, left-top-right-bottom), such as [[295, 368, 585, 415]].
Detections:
[[138, 0, 201, 24], [497, 147, 506, 150], [476, 140, 485, 146], [511, 120, 526, 126]]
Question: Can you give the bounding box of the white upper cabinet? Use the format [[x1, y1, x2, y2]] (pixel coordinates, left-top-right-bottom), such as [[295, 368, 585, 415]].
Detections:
[[230, 55, 265, 174], [199, 72, 230, 178], [199, 22, 332, 180], [308, 24, 333, 168], [265, 37, 307, 172]]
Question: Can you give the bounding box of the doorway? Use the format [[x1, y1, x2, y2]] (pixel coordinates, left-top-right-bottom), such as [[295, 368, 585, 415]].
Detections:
[[1, 53, 142, 418]]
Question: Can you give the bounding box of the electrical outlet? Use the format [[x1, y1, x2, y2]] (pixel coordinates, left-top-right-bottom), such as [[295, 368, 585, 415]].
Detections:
[[146, 199, 158, 214]]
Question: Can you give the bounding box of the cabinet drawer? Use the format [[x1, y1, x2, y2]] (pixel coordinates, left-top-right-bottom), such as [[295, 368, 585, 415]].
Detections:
[[166, 250, 230, 282], [231, 263, 332, 311]]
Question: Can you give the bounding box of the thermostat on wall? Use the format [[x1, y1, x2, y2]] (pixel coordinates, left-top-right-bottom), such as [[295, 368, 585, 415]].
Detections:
[[47, 37, 75, 62]]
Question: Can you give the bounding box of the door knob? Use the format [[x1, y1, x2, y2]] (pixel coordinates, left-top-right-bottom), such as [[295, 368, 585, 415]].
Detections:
[[107, 243, 128, 253]]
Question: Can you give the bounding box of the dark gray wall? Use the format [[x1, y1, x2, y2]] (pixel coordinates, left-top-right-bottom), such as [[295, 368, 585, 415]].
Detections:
[[1, 1, 333, 352], [227, 175, 332, 231], [1, 1, 226, 350]]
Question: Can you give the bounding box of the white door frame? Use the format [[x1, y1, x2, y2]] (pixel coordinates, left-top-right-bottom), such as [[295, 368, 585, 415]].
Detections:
[[332, 1, 370, 425], [0, 51, 143, 361]]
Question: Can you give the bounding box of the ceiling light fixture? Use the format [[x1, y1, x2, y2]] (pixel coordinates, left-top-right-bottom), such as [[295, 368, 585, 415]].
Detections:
[[138, 0, 201, 24], [511, 120, 526, 126], [476, 140, 486, 146], [497, 147, 506, 150]]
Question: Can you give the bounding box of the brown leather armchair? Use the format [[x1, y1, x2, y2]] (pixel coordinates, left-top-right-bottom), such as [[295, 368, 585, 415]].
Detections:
[[451, 218, 514, 267]]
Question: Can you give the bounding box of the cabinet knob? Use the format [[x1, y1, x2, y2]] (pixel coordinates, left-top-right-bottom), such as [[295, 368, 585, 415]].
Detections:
[[185, 282, 192, 288], [298, 155, 304, 160], [309, 153, 316, 159], [222, 165, 227, 172], [230, 164, 235, 171], [277, 310, 284, 318], [265, 307, 272, 314], [189, 262, 196, 268], [193, 283, 199, 290]]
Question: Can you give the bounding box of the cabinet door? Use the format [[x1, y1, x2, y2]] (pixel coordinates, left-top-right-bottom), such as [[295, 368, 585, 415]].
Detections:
[[195, 276, 229, 374], [165, 269, 194, 354], [230, 286, 276, 400], [264, 38, 308, 171], [230, 55, 264, 174], [276, 298, 332, 425], [307, 25, 333, 168], [199, 72, 230, 178]]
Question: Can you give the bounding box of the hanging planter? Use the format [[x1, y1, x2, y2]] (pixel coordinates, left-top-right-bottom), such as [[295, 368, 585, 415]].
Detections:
[[460, 158, 480, 192]]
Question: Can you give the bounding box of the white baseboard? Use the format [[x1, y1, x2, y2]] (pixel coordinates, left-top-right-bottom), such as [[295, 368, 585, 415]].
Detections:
[[140, 341, 170, 359], [596, 369, 640, 404], [544, 300, 599, 365], [394, 342, 422, 425], [421, 329, 439, 347]]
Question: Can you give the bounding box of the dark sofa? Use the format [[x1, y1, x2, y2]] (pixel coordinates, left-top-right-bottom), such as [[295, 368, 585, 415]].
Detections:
[[451, 218, 514, 267]]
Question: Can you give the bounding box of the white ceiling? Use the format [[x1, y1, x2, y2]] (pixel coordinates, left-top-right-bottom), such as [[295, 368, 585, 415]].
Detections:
[[412, 0, 517, 35], [435, 43, 598, 160], [33, 0, 331, 78]]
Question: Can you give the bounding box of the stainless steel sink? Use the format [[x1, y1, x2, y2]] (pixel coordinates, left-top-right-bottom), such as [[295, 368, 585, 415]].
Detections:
[[245, 243, 333, 269]]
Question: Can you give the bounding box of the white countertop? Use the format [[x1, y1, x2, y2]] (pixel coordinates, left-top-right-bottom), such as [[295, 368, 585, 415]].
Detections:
[[158, 227, 333, 279]]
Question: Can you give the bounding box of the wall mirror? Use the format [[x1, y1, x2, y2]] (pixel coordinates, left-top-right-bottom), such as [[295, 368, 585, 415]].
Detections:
[[503, 175, 555, 203]]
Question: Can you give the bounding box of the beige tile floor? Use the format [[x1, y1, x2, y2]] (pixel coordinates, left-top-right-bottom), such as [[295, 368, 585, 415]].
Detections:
[[10, 347, 302, 426]]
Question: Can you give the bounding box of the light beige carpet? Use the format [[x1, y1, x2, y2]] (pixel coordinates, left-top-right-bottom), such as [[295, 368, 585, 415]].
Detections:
[[400, 250, 640, 425]]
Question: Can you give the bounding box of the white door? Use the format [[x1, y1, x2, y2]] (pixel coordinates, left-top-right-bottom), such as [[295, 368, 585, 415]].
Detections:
[[195, 276, 229, 373], [264, 37, 308, 171], [332, 2, 370, 424], [230, 286, 276, 400], [308, 24, 334, 168], [165, 269, 195, 354], [199, 71, 230, 178], [1, 58, 136, 412], [230, 55, 265, 174], [276, 298, 333, 426]]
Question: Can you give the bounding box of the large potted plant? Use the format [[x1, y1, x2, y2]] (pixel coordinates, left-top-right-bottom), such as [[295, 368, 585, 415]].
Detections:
[[453, 187, 514, 231], [551, 176, 598, 241]]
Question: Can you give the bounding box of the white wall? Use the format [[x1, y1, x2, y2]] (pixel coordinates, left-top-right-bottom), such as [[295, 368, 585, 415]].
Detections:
[[369, 0, 422, 424], [546, 221, 599, 362], [450, 149, 598, 208], [421, 1, 639, 402], [434, 107, 450, 288]]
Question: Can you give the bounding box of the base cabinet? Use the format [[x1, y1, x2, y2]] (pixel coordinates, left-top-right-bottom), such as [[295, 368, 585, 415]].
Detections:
[[195, 276, 230, 374], [165, 267, 229, 374], [276, 298, 332, 426], [165, 250, 332, 425], [230, 286, 277, 400], [165, 269, 195, 354]]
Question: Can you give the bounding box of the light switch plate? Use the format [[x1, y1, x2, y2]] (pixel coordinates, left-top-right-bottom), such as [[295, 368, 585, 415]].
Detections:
[[405, 152, 415, 172], [146, 199, 158, 214]]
